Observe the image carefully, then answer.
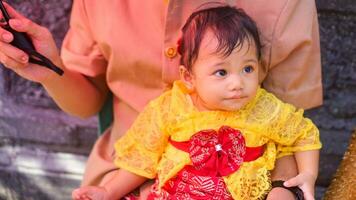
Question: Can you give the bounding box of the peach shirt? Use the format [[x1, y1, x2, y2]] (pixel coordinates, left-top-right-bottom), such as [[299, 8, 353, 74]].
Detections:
[[61, 0, 322, 186]]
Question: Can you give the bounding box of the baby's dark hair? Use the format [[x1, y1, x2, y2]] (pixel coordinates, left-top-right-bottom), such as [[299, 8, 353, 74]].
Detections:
[[178, 5, 262, 70]]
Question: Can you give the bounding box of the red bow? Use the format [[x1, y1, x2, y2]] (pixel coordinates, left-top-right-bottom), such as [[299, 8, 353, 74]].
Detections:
[[170, 126, 264, 177], [188, 126, 246, 176], [170, 126, 249, 177]]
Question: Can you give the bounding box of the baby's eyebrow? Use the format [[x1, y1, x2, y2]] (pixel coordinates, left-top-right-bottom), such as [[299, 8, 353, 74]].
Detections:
[[244, 59, 258, 63], [210, 61, 227, 68]]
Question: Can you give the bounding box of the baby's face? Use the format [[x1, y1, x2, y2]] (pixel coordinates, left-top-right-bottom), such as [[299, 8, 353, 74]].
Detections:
[[186, 30, 259, 112]]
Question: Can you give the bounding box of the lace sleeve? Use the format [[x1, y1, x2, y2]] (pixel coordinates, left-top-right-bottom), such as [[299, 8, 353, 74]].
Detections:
[[114, 94, 171, 178], [265, 95, 322, 156]]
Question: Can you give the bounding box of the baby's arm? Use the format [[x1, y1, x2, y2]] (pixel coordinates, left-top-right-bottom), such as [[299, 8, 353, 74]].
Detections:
[[284, 150, 320, 200], [266, 155, 297, 200], [72, 168, 147, 200]]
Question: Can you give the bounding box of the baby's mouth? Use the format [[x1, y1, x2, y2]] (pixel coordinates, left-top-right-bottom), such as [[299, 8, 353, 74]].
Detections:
[[226, 95, 246, 100]]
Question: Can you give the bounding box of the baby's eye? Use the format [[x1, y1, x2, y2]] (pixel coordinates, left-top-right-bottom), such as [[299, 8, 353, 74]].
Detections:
[[242, 65, 254, 74], [214, 69, 227, 77]]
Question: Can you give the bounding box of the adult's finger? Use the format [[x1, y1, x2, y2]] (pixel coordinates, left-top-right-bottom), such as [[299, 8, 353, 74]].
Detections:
[[2, 2, 26, 20], [0, 28, 13, 43], [8, 18, 49, 41], [0, 51, 27, 70], [283, 176, 301, 187], [0, 40, 28, 63], [0, 2, 24, 43], [1, 2, 48, 41]]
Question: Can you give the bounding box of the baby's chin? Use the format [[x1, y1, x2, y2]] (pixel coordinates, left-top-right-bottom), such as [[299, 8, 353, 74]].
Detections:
[[217, 100, 250, 112], [195, 98, 249, 112], [215, 104, 247, 112], [220, 102, 247, 112]]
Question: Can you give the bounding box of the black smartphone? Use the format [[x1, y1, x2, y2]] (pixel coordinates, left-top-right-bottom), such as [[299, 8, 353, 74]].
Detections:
[[0, 0, 63, 75]]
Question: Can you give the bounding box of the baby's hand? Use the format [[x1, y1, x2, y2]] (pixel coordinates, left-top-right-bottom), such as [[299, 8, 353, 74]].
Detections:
[[284, 172, 316, 200], [72, 186, 108, 200]]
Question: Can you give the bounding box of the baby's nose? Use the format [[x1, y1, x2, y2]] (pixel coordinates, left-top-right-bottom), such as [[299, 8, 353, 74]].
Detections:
[[228, 75, 243, 91]]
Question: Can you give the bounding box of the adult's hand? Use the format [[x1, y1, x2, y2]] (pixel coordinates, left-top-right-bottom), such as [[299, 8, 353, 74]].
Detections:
[[0, 2, 62, 83]]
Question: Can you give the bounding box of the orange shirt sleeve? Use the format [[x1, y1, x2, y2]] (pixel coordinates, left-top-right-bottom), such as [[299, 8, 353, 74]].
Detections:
[[262, 0, 322, 109], [60, 0, 107, 77]]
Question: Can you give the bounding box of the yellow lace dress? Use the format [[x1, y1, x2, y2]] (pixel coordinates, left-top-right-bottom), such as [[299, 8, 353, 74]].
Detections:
[[114, 81, 322, 200]]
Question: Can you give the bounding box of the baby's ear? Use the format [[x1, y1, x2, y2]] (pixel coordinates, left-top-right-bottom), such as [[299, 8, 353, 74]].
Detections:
[[179, 65, 194, 90]]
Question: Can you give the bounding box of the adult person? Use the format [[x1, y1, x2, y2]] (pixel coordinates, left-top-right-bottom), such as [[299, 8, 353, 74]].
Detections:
[[0, 1, 322, 199]]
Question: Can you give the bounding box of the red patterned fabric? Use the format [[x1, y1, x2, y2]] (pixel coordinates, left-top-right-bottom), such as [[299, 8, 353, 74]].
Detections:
[[170, 126, 264, 176], [148, 167, 233, 200], [147, 126, 265, 199]]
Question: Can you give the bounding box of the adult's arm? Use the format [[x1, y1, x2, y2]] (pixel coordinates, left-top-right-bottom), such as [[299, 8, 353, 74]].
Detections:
[[0, 2, 109, 118]]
